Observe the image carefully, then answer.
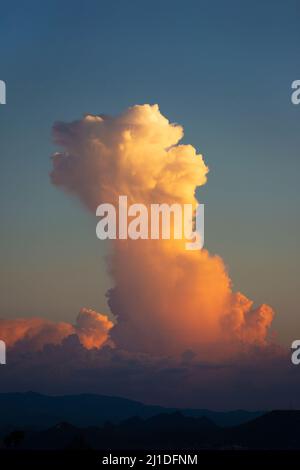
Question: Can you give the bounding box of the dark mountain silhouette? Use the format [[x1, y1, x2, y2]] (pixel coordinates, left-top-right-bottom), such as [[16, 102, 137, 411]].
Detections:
[[22, 422, 90, 450], [2, 410, 300, 451], [12, 413, 220, 450], [228, 410, 300, 449], [0, 392, 262, 430]]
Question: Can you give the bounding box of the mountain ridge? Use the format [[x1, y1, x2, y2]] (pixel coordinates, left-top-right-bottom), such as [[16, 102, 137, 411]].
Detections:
[[0, 391, 263, 429]]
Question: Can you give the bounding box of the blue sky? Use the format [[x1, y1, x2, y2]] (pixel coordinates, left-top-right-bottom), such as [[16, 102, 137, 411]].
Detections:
[[0, 0, 299, 345]]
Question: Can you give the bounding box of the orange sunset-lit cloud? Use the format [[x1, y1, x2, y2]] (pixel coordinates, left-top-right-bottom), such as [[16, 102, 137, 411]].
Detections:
[[0, 308, 113, 351], [49, 104, 274, 357]]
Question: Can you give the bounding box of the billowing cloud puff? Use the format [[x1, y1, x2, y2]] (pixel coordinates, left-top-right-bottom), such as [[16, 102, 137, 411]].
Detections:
[[0, 317, 73, 350], [75, 308, 114, 349], [50, 104, 274, 357], [0, 309, 113, 351], [51, 105, 207, 210], [222, 293, 274, 344]]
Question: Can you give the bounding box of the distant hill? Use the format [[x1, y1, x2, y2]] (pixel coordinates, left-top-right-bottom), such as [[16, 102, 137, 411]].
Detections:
[[0, 392, 262, 430]]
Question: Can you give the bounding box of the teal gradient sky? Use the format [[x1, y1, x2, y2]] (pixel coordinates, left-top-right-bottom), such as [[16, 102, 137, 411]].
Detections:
[[0, 0, 299, 346]]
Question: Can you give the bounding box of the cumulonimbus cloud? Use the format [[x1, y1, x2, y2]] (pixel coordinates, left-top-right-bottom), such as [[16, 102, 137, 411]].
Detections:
[[47, 104, 274, 357]]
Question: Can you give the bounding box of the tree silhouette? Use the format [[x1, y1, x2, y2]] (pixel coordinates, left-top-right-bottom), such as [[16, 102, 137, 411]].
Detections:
[[3, 430, 25, 449]]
